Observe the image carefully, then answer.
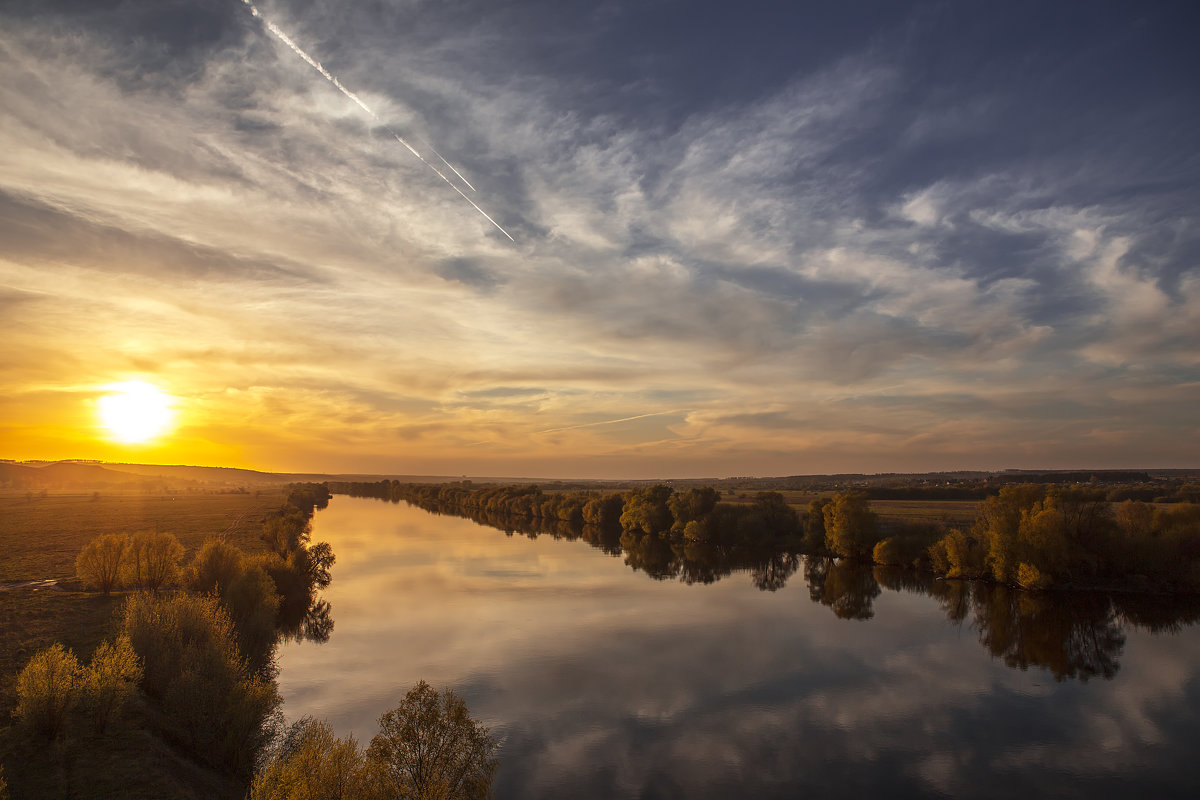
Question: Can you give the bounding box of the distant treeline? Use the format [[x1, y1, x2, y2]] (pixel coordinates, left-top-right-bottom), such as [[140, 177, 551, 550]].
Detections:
[[329, 480, 800, 549], [331, 480, 1200, 593], [703, 472, 1199, 503]]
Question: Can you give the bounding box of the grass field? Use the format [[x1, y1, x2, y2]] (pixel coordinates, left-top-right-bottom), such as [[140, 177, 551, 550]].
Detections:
[[869, 499, 981, 527], [0, 488, 292, 798], [0, 488, 288, 582], [0, 489, 288, 713], [720, 490, 982, 528]]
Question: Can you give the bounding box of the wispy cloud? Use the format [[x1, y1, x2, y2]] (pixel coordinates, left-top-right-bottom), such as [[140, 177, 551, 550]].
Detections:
[[0, 1, 1196, 476]]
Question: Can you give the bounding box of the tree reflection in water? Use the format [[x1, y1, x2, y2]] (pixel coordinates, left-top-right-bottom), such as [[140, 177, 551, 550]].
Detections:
[[278, 595, 334, 644], [349, 498, 1200, 684]]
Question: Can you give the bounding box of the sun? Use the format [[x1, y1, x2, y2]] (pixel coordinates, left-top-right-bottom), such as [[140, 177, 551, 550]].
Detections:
[[98, 381, 176, 444]]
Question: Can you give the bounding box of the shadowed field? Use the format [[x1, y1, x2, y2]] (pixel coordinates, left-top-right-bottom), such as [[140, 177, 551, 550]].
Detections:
[[0, 489, 287, 582], [720, 490, 982, 528], [0, 489, 287, 716], [0, 487, 296, 798]]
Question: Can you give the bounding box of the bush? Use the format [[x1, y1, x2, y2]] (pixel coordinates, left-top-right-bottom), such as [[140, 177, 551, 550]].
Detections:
[[250, 718, 373, 800], [1017, 562, 1049, 590], [78, 635, 142, 734], [184, 538, 247, 595], [873, 538, 903, 566], [928, 529, 987, 579], [121, 592, 280, 776], [14, 643, 80, 739], [76, 533, 128, 595], [122, 530, 184, 591]]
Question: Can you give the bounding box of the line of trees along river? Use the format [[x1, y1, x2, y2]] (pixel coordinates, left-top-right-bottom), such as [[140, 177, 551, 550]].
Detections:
[[328, 480, 1200, 593], [323, 482, 1200, 685]]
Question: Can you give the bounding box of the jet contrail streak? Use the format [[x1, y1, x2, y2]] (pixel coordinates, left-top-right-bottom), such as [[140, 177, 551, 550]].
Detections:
[[428, 145, 477, 191], [538, 411, 683, 435], [239, 0, 512, 240]]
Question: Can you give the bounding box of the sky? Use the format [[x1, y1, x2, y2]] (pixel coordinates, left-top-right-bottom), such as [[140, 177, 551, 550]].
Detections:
[[1, 0, 1197, 479]]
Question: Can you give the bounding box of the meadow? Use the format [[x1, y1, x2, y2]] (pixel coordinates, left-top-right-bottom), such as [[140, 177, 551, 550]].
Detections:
[[0, 488, 287, 717]]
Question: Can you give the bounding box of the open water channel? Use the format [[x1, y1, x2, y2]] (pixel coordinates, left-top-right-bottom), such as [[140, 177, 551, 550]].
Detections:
[[276, 495, 1200, 798]]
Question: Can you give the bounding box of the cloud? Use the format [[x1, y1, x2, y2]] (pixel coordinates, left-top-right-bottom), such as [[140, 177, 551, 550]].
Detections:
[[0, 1, 1196, 475]]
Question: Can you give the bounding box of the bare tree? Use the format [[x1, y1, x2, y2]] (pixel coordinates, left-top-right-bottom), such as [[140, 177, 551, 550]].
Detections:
[[75, 534, 127, 595]]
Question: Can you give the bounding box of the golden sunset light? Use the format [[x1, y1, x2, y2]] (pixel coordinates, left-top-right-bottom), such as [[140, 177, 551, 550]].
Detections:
[[1, 0, 1196, 478], [1, 4, 1199, 799], [96, 381, 176, 444]]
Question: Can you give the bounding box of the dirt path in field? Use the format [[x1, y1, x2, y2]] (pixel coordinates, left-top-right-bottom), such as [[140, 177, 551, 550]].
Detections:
[[0, 579, 61, 592]]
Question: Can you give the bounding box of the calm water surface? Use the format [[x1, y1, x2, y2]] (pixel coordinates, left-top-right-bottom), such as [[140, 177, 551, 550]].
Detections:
[[277, 496, 1200, 798]]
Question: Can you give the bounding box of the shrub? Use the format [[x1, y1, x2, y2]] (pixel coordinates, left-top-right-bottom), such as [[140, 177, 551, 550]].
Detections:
[[121, 592, 279, 776], [122, 530, 184, 591], [1017, 562, 1049, 590], [250, 718, 373, 800], [928, 529, 987, 579], [14, 643, 80, 739], [873, 538, 903, 566], [78, 635, 142, 734], [76, 533, 128, 595]]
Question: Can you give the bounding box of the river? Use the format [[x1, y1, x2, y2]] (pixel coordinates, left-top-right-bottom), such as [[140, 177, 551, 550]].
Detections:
[[276, 495, 1200, 798]]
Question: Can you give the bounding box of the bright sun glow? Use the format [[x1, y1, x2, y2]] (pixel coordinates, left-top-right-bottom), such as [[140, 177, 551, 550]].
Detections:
[[98, 381, 175, 444]]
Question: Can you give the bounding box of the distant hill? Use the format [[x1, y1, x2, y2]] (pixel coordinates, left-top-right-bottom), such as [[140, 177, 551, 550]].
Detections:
[[0, 461, 142, 488], [2, 459, 1196, 492], [0, 460, 297, 489], [102, 463, 289, 485]]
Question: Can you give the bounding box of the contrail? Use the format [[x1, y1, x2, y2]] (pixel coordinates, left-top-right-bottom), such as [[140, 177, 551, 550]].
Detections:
[[239, 1, 513, 241], [538, 411, 684, 435]]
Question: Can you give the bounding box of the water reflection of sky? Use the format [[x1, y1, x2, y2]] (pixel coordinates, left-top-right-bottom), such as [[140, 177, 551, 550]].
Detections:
[[276, 497, 1200, 799]]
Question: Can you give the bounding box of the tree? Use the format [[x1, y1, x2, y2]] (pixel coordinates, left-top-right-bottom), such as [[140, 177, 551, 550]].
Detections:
[[367, 681, 499, 800], [803, 498, 831, 552], [123, 530, 184, 591], [974, 484, 1044, 583], [77, 635, 142, 733], [668, 488, 720, 533], [582, 493, 625, 528], [823, 492, 879, 559], [752, 491, 799, 538], [184, 538, 246, 594], [928, 529, 986, 578], [121, 592, 280, 776], [263, 510, 312, 557], [619, 485, 675, 535], [14, 643, 80, 739], [251, 718, 373, 800], [75, 533, 127, 595], [222, 562, 282, 675]]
